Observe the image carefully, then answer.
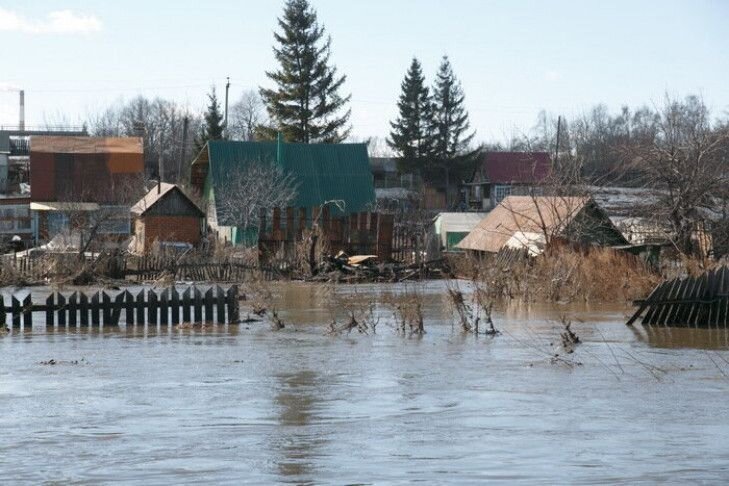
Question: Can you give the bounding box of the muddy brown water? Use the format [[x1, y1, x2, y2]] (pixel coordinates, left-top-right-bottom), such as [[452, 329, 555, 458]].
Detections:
[[2, 281, 729, 484]]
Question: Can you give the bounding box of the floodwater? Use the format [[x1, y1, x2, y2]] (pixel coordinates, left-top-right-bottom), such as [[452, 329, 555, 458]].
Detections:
[[2, 281, 729, 484]]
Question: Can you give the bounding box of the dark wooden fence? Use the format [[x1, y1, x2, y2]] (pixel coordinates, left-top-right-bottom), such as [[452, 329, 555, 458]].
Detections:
[[126, 255, 288, 281], [258, 206, 394, 260], [627, 266, 729, 327], [1, 285, 240, 330]]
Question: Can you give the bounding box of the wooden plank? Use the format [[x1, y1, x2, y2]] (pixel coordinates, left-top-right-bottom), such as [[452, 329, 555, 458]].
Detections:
[[45, 294, 54, 328], [160, 288, 169, 325], [170, 287, 180, 324], [102, 292, 112, 325], [91, 292, 100, 326], [216, 286, 226, 324], [642, 282, 667, 325], [193, 287, 203, 323], [79, 292, 89, 327], [182, 287, 191, 323], [227, 286, 239, 324], [148, 290, 158, 325], [110, 292, 124, 326], [653, 279, 681, 325], [136, 290, 145, 324], [68, 292, 78, 328], [204, 287, 214, 323], [22, 294, 32, 329], [11, 296, 21, 328], [57, 293, 67, 327], [124, 290, 134, 326]]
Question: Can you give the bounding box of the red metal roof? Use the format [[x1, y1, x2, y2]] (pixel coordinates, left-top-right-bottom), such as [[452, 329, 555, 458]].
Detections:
[[478, 151, 551, 184]]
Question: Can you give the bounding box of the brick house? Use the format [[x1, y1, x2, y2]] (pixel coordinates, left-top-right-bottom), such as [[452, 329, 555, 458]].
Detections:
[[130, 182, 204, 253]]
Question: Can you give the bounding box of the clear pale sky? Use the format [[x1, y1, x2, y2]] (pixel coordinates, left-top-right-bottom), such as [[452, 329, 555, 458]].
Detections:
[[1, 0, 728, 144]]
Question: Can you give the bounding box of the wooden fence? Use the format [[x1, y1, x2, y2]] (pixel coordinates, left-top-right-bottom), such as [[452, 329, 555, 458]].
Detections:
[[1, 285, 239, 330], [627, 266, 729, 327], [258, 206, 394, 260], [126, 255, 288, 281]]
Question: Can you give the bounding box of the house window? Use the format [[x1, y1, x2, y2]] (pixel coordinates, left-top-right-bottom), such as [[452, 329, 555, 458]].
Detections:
[[493, 185, 512, 204]]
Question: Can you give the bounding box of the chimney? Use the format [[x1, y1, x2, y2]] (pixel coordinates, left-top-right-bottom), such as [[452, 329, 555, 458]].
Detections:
[[19, 90, 25, 131]]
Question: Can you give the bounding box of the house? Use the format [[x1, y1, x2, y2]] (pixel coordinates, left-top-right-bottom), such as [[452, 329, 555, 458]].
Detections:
[[433, 212, 488, 252], [0, 128, 86, 247], [464, 152, 551, 211], [456, 196, 626, 255], [190, 140, 376, 245], [130, 183, 205, 253], [29, 136, 144, 245]]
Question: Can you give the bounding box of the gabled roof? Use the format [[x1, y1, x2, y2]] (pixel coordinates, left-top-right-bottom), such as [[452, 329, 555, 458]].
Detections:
[[198, 140, 375, 217], [457, 196, 591, 253], [131, 182, 204, 217], [475, 151, 551, 184], [30, 136, 143, 155]]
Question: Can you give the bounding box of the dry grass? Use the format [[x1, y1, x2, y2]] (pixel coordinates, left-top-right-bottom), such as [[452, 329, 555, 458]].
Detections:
[[383, 287, 425, 335], [452, 246, 662, 303]]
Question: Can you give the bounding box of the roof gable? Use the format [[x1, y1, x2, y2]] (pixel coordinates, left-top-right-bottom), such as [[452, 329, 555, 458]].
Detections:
[[132, 183, 204, 217]]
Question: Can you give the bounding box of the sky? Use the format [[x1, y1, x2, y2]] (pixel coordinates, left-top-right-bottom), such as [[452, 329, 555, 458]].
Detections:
[[1, 0, 728, 145]]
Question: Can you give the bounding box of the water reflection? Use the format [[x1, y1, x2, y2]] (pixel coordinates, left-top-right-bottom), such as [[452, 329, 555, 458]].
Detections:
[[272, 370, 326, 482], [632, 325, 729, 350]]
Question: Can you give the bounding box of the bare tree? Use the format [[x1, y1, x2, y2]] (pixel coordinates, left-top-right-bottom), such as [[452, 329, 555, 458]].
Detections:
[[624, 95, 729, 256], [228, 90, 267, 141], [216, 160, 299, 234]]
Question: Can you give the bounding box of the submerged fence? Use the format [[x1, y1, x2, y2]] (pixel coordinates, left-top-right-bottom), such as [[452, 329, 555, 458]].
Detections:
[[1, 285, 240, 330], [627, 266, 729, 327]]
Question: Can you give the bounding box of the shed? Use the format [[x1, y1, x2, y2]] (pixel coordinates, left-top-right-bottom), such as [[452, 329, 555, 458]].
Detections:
[[433, 212, 488, 251], [456, 196, 626, 255], [130, 183, 204, 253]]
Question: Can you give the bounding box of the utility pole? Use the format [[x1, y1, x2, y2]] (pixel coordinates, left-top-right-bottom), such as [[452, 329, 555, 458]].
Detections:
[[224, 77, 230, 138], [554, 115, 561, 169], [179, 116, 189, 183]]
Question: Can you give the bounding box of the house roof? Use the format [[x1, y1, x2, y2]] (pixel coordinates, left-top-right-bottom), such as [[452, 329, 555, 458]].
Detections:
[[30, 136, 143, 155], [475, 151, 551, 184], [456, 196, 591, 252], [200, 140, 375, 218], [131, 183, 204, 217]]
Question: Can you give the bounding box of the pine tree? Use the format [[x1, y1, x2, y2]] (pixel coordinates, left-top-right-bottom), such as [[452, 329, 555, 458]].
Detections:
[[194, 87, 225, 153], [388, 58, 434, 173], [259, 0, 351, 143]]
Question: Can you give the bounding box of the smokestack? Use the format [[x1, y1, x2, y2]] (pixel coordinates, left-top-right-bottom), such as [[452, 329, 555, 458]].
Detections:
[[19, 90, 25, 131]]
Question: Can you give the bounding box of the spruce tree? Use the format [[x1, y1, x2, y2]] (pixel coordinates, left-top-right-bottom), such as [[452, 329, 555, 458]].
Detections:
[[260, 0, 351, 143], [388, 57, 434, 173], [431, 56, 475, 164], [430, 56, 477, 200], [194, 87, 225, 153]]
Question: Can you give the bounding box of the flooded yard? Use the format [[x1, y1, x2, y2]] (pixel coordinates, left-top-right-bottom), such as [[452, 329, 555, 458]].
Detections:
[[2, 282, 729, 484]]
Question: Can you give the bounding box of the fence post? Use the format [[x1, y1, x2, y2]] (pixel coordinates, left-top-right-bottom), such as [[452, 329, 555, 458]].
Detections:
[[111, 292, 124, 326], [171, 287, 180, 324], [11, 296, 21, 328]]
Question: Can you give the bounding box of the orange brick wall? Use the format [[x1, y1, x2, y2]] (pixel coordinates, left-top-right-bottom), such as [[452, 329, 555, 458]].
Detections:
[[138, 215, 202, 251]]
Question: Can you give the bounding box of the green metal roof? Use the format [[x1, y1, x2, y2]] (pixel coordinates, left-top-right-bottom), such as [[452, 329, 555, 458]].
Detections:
[[207, 140, 375, 218]]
